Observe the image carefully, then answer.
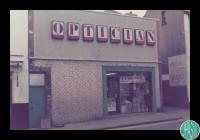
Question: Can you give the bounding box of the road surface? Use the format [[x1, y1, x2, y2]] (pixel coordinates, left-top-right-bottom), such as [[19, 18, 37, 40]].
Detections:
[[107, 118, 188, 130]]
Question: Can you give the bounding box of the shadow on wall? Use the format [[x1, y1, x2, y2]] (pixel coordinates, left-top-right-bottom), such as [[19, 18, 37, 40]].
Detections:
[[162, 81, 189, 109]]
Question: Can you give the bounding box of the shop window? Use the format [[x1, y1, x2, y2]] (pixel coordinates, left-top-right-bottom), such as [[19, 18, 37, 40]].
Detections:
[[107, 71, 152, 115]]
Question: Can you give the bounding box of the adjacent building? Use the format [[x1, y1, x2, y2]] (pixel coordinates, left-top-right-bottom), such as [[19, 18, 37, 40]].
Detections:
[[10, 10, 29, 129], [145, 10, 190, 108]]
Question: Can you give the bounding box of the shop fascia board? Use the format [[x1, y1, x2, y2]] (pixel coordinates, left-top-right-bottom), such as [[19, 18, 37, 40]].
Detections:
[[29, 57, 162, 64]]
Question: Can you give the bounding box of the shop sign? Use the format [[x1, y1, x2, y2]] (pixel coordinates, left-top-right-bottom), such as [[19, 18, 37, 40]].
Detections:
[[120, 76, 134, 83], [51, 21, 156, 46], [168, 54, 187, 86], [120, 75, 146, 83]]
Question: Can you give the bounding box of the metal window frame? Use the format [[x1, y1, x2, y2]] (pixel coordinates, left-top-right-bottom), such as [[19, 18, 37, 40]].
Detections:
[[102, 66, 157, 118]]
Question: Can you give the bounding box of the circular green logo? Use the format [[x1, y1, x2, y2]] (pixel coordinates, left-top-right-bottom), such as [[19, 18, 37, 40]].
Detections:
[[180, 120, 200, 140]]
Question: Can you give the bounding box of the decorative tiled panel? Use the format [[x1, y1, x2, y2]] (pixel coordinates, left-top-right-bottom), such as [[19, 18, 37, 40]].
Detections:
[[33, 60, 159, 125], [51, 62, 103, 124]]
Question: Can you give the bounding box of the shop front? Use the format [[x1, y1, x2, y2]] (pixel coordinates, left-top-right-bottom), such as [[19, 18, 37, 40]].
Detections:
[[29, 10, 161, 127]]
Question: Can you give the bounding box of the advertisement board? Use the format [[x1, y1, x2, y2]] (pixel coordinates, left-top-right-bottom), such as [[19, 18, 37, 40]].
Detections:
[[168, 54, 187, 86]]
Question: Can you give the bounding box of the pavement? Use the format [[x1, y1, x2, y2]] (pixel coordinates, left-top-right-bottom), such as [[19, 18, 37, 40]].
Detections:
[[31, 107, 190, 130], [108, 118, 187, 130]]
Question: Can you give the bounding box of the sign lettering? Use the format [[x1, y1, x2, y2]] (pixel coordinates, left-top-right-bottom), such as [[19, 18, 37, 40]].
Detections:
[[123, 28, 133, 44], [97, 25, 108, 42], [135, 29, 145, 45], [52, 21, 64, 39], [146, 30, 156, 46], [67, 22, 80, 40], [51, 21, 156, 46], [83, 24, 94, 41], [110, 27, 121, 43]]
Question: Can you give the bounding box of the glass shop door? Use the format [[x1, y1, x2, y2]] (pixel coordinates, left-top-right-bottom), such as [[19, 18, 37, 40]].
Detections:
[[107, 76, 120, 115]]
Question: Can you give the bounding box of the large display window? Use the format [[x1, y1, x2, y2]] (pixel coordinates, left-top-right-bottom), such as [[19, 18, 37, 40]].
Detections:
[[106, 71, 152, 115]]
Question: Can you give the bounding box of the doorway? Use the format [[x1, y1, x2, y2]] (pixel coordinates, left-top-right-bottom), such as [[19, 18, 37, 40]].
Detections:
[[107, 76, 120, 114], [29, 73, 46, 128]]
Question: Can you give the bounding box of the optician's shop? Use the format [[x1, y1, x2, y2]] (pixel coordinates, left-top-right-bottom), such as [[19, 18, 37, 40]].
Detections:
[[28, 10, 162, 128]]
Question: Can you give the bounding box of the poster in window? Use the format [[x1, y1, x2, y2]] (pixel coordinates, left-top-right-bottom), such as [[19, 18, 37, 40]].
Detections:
[[108, 98, 116, 112]]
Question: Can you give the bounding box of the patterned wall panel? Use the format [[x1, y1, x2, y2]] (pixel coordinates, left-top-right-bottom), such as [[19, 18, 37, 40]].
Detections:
[[33, 60, 103, 125]]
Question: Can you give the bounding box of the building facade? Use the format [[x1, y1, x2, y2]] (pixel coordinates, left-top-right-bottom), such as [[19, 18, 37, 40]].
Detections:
[[145, 10, 190, 108], [10, 10, 29, 129], [28, 10, 161, 128]]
